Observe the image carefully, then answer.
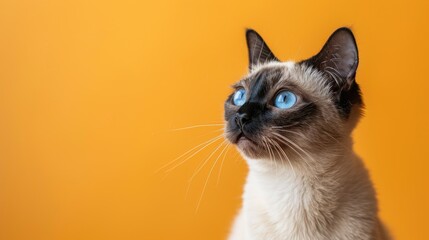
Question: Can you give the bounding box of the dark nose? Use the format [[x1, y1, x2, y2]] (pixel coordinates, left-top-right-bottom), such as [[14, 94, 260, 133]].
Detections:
[[235, 113, 250, 129]]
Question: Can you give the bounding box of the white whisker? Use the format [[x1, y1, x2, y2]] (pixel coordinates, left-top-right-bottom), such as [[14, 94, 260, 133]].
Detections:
[[269, 137, 296, 177], [186, 140, 227, 198], [272, 132, 314, 162], [195, 142, 230, 213], [161, 134, 224, 174], [262, 137, 277, 173], [271, 132, 321, 182], [277, 128, 341, 145], [216, 144, 231, 186], [169, 123, 224, 131]]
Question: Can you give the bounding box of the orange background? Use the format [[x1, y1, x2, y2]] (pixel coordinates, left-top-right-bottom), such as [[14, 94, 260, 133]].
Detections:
[[0, 0, 428, 239]]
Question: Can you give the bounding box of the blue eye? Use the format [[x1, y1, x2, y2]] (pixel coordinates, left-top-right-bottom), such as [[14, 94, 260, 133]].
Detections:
[[233, 88, 246, 106], [274, 91, 297, 109]]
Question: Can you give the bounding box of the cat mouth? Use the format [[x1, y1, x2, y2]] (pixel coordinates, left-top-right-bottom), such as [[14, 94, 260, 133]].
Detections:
[[233, 132, 266, 158]]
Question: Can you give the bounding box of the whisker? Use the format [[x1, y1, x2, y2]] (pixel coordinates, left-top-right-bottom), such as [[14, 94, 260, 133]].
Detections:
[[270, 133, 321, 182], [270, 123, 301, 129], [267, 138, 280, 174], [188, 139, 227, 181], [186, 140, 227, 198], [160, 134, 224, 174], [269, 137, 296, 176], [272, 132, 314, 162], [216, 144, 231, 186], [277, 128, 341, 145], [262, 137, 277, 173], [195, 142, 230, 213], [169, 123, 224, 131], [274, 128, 308, 138]]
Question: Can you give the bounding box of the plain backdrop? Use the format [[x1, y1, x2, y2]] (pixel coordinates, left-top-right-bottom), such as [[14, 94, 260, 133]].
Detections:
[[0, 0, 428, 239]]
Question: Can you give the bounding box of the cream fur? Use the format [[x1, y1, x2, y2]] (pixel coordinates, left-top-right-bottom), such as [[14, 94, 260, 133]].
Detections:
[[229, 143, 386, 240]]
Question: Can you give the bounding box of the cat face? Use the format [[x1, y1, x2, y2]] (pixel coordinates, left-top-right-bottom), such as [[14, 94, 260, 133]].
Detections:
[[224, 28, 363, 160]]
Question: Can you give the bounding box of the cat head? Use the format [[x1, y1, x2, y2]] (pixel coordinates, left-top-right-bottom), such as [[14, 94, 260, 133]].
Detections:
[[224, 28, 362, 161]]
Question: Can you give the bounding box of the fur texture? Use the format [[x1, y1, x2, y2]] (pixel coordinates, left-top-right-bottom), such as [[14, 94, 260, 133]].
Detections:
[[225, 29, 390, 240]]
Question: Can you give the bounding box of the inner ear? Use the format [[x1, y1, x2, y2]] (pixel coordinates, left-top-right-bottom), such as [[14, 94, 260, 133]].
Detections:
[[303, 28, 358, 91], [246, 29, 279, 70]]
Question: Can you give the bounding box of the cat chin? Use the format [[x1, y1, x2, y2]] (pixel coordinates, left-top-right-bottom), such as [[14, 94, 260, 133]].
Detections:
[[236, 137, 266, 159]]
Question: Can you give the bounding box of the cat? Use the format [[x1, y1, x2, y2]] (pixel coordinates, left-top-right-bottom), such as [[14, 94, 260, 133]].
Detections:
[[224, 28, 390, 240]]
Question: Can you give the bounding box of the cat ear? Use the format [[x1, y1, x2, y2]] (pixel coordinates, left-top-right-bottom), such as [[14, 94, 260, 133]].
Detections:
[[304, 28, 358, 91], [246, 29, 279, 70]]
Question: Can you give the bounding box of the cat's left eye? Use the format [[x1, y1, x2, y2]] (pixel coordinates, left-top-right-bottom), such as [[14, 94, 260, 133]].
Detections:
[[274, 91, 297, 109], [233, 88, 246, 106]]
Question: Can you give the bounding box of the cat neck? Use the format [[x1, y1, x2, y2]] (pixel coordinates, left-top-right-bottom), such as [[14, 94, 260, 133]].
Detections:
[[243, 148, 349, 205], [244, 139, 353, 188], [240, 139, 367, 238]]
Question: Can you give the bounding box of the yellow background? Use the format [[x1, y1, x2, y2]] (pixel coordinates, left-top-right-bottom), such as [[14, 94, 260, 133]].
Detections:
[[0, 0, 428, 239]]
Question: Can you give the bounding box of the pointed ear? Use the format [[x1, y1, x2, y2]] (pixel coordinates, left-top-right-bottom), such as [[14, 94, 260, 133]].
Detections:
[[246, 29, 279, 70], [304, 28, 358, 91]]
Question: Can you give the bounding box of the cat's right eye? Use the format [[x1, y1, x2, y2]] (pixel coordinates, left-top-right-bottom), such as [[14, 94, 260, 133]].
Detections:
[[233, 88, 246, 106], [274, 90, 297, 109]]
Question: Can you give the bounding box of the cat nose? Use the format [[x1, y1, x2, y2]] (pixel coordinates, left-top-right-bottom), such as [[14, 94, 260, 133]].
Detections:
[[235, 113, 250, 129]]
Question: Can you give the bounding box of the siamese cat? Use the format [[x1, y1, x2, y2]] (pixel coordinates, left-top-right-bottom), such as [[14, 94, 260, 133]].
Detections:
[[225, 28, 390, 240]]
